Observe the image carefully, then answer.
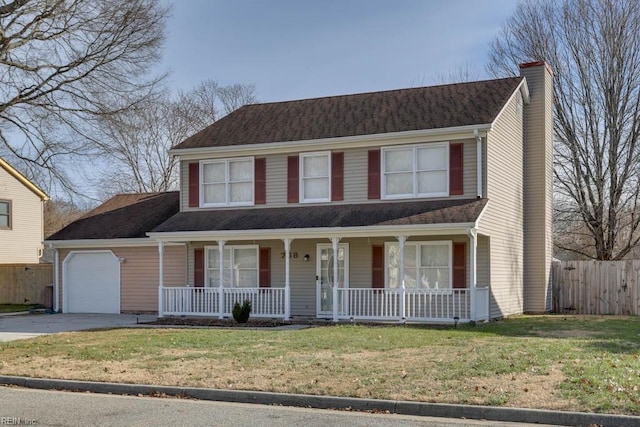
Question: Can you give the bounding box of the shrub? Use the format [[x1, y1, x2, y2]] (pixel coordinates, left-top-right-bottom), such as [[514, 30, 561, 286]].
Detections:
[[232, 299, 251, 323]]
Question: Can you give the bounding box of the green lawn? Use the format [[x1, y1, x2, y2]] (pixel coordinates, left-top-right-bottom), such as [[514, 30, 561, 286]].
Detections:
[[0, 315, 638, 415], [0, 304, 42, 313]]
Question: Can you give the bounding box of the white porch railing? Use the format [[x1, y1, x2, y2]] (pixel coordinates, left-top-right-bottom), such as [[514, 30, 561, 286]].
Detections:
[[160, 287, 286, 318], [160, 285, 489, 323], [222, 288, 286, 318], [161, 287, 220, 316], [335, 287, 489, 323]]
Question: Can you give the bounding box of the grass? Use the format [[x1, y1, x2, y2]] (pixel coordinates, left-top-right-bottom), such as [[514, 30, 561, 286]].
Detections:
[[0, 304, 43, 313], [0, 315, 638, 414]]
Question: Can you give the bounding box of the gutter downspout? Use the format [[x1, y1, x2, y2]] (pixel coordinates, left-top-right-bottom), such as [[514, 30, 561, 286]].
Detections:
[[50, 244, 59, 313], [474, 129, 483, 198]]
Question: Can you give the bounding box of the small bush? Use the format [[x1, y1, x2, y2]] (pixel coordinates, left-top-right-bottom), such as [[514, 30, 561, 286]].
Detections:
[[232, 299, 251, 323]]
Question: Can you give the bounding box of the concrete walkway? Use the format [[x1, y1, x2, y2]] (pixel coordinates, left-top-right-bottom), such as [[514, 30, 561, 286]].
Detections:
[[0, 313, 157, 341]]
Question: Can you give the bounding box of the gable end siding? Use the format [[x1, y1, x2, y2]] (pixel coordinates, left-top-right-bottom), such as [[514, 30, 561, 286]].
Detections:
[[0, 166, 43, 263]]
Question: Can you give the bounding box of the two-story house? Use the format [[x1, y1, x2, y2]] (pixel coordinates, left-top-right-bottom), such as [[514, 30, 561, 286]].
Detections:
[[0, 157, 49, 264], [46, 61, 553, 323]]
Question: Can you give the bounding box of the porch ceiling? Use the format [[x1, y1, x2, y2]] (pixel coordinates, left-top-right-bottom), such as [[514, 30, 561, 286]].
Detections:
[[150, 198, 487, 240]]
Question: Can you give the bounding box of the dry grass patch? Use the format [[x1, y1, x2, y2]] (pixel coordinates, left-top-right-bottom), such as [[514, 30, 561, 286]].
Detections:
[[0, 316, 638, 415]]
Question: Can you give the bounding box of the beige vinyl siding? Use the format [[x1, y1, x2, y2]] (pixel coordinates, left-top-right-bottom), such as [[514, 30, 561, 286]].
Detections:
[[477, 235, 490, 288], [57, 245, 187, 313], [521, 66, 554, 313], [180, 139, 478, 211], [477, 90, 525, 319], [188, 235, 471, 318], [0, 167, 44, 264], [120, 245, 186, 312]]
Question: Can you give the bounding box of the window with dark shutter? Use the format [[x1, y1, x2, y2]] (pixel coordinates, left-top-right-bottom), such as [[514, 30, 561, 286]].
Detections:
[[188, 163, 200, 207], [368, 149, 380, 199], [449, 143, 464, 196], [255, 158, 266, 204], [287, 155, 299, 203], [452, 242, 466, 289], [194, 248, 204, 287]]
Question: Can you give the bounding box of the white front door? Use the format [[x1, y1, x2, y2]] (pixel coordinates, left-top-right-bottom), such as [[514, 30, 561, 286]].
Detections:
[[316, 243, 349, 317]]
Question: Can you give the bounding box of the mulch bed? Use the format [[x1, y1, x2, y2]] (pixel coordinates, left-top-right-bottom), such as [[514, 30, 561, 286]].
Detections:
[[144, 317, 292, 328]]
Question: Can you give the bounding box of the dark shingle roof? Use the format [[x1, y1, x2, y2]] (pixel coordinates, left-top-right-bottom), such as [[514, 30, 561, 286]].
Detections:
[[173, 78, 522, 150], [152, 198, 487, 233], [47, 192, 179, 240]]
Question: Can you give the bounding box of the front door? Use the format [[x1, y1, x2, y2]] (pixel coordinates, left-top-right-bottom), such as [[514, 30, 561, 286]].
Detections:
[[316, 243, 349, 317]]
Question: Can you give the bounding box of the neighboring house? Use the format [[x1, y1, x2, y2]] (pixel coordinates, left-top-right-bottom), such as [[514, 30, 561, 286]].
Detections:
[[0, 157, 49, 264], [47, 61, 553, 323]]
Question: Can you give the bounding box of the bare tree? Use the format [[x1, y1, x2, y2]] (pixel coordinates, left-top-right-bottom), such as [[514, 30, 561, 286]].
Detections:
[[433, 61, 484, 85], [489, 0, 640, 260], [44, 199, 87, 238], [95, 81, 257, 194], [0, 0, 168, 195]]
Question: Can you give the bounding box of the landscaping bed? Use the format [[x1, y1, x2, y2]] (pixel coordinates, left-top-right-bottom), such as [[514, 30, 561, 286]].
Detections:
[[147, 317, 289, 328]]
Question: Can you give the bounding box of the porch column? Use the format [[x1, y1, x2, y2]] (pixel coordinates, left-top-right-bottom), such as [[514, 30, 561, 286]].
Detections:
[[468, 229, 478, 321], [158, 241, 164, 318], [331, 236, 341, 322], [396, 235, 407, 322], [218, 240, 226, 319], [283, 238, 292, 321]]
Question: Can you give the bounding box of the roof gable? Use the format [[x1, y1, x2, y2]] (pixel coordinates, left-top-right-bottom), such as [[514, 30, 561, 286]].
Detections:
[[174, 77, 523, 150], [0, 157, 49, 201]]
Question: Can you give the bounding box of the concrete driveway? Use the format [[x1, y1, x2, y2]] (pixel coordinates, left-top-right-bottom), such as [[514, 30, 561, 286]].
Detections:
[[0, 313, 157, 342]]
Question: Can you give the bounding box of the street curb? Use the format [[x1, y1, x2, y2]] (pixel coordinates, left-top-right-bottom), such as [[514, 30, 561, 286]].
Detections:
[[0, 375, 638, 427]]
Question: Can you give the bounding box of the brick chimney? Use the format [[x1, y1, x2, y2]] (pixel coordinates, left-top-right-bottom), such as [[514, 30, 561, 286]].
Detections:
[[519, 61, 554, 313]]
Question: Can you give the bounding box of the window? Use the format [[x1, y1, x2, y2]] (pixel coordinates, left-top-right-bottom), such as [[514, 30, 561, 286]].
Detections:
[[201, 158, 254, 206], [300, 152, 330, 202], [385, 241, 451, 289], [382, 143, 448, 198], [0, 200, 10, 229], [205, 245, 259, 288]]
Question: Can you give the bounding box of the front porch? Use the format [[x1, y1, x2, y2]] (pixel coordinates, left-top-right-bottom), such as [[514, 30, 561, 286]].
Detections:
[[150, 199, 492, 325], [158, 284, 490, 323]]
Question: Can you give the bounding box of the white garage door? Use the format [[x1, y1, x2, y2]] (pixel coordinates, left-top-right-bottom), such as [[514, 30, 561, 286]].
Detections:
[[65, 251, 120, 313]]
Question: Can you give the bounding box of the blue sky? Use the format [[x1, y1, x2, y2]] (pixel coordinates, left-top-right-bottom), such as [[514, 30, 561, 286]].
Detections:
[[160, 0, 519, 103]]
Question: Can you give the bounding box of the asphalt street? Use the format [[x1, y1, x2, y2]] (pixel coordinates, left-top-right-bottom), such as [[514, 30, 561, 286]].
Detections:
[[0, 386, 563, 427]]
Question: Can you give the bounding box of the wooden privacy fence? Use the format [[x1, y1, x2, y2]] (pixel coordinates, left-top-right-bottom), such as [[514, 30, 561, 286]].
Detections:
[[0, 264, 54, 307], [552, 260, 640, 315]]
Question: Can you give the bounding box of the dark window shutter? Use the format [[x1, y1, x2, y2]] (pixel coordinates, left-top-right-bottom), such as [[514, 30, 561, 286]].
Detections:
[[255, 158, 266, 204], [452, 242, 466, 289], [449, 143, 463, 196], [368, 149, 381, 199], [331, 152, 344, 201], [372, 245, 385, 288], [259, 247, 271, 288], [287, 155, 299, 203], [194, 248, 204, 287], [188, 163, 200, 207]]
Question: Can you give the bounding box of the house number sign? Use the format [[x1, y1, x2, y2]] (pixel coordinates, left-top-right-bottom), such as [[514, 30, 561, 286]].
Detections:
[[281, 251, 299, 259]]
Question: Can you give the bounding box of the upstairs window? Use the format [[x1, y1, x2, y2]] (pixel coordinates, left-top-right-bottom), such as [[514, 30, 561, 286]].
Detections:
[[382, 143, 448, 199], [201, 158, 254, 207], [0, 200, 10, 229], [300, 152, 331, 203]]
